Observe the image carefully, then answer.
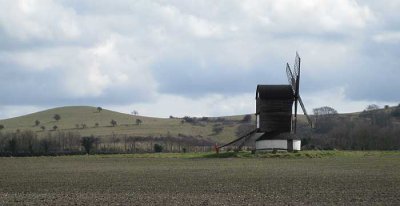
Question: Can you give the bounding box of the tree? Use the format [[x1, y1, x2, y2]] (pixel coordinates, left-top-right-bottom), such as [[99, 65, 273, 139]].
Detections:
[[8, 138, 17, 154], [132, 110, 138, 116], [97, 107, 103, 113], [110, 119, 117, 127], [313, 106, 338, 133], [53, 125, 58, 131], [40, 126, 46, 131], [95, 122, 99, 127], [313, 106, 338, 116], [360, 104, 388, 126], [53, 114, 61, 122], [154, 143, 163, 153], [366, 104, 380, 111], [40, 139, 51, 154], [0, 125, 4, 130], [136, 119, 142, 125], [35, 120, 40, 126], [81, 123, 87, 129], [391, 106, 400, 118], [81, 136, 96, 154]]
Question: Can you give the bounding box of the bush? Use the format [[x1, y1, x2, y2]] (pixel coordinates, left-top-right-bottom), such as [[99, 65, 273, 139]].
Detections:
[[53, 114, 61, 121], [81, 136, 96, 154], [154, 144, 163, 153], [110, 119, 117, 127]]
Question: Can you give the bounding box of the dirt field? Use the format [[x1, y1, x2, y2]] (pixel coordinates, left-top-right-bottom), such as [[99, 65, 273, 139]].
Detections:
[[0, 152, 399, 205]]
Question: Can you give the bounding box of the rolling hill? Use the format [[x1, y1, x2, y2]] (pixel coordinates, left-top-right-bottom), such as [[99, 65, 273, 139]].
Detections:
[[0, 105, 398, 151], [0, 106, 256, 143]]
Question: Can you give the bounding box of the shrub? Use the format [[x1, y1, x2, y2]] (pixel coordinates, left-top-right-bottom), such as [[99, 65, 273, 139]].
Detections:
[[53, 114, 61, 121], [154, 144, 163, 153], [81, 136, 96, 154], [110, 119, 117, 127]]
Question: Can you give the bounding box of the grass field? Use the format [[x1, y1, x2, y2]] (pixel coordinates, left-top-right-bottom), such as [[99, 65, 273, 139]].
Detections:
[[0, 106, 260, 143], [1, 151, 399, 205]]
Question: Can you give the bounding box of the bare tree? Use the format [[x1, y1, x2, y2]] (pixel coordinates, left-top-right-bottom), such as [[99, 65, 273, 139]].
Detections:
[[313, 106, 338, 133], [366, 104, 380, 111]]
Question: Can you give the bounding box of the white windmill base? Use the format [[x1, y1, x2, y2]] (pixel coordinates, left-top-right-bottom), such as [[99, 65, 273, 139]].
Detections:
[[255, 139, 301, 151]]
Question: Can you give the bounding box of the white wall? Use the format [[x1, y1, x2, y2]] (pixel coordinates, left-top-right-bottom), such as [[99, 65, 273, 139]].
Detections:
[[256, 139, 302, 151]]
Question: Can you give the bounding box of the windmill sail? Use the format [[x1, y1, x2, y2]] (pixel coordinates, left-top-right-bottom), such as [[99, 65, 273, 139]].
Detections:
[[286, 63, 296, 92], [293, 52, 300, 78], [286, 53, 313, 131], [298, 96, 313, 127]]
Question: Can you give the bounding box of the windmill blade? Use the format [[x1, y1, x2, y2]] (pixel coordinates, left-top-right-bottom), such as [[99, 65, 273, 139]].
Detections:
[[286, 63, 296, 93], [298, 96, 313, 128], [293, 52, 300, 78]]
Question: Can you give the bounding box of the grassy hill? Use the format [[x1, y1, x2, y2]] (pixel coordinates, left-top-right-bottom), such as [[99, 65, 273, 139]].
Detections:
[[0, 105, 398, 152], [0, 106, 254, 143]]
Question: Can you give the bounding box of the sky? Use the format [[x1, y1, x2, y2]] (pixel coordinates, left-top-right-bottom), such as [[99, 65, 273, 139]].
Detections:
[[0, 0, 399, 119]]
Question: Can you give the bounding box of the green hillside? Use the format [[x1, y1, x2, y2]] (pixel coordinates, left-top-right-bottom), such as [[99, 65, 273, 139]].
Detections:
[[0, 106, 252, 143]]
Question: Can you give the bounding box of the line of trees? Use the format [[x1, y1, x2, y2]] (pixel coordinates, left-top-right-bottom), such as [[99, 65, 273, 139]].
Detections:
[[0, 130, 215, 156], [301, 104, 400, 150]]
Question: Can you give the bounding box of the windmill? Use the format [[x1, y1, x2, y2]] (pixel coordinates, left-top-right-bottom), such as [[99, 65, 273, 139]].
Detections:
[[217, 52, 313, 152]]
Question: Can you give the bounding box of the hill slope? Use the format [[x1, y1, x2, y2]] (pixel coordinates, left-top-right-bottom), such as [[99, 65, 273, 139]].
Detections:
[[0, 106, 251, 143]]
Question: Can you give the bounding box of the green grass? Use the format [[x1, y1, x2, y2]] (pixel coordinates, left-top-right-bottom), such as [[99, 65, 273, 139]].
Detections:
[[0, 106, 253, 143], [1, 151, 400, 205], [77, 150, 400, 159]]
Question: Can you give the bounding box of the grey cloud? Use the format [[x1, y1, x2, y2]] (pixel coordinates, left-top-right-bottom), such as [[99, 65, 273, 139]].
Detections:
[[0, 0, 399, 118]]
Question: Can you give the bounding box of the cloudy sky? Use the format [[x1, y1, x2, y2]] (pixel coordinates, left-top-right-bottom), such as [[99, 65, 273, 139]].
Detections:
[[0, 0, 399, 119]]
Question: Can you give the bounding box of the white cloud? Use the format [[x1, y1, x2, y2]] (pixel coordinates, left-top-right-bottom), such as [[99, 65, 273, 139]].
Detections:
[[373, 31, 400, 43], [304, 87, 396, 114], [0, 0, 398, 119], [0, 0, 80, 41], [109, 93, 255, 118]]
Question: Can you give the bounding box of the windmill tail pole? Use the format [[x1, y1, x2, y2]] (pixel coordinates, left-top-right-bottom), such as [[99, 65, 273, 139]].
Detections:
[[216, 129, 258, 151]]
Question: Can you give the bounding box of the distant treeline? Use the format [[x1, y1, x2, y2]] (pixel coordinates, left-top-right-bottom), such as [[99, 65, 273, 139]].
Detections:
[[0, 130, 215, 157], [298, 104, 400, 150]]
